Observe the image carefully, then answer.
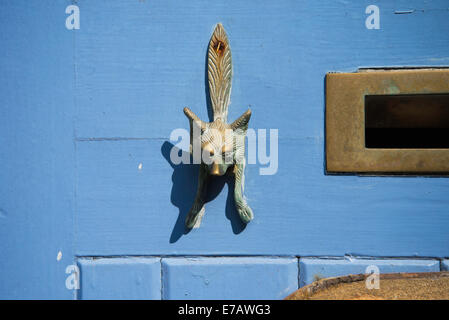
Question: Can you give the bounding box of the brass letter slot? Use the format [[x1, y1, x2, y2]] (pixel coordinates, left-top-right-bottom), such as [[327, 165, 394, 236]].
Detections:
[[326, 69, 449, 174]]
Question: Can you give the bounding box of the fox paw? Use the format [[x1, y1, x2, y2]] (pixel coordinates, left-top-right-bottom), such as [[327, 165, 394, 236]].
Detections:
[[236, 203, 254, 224]]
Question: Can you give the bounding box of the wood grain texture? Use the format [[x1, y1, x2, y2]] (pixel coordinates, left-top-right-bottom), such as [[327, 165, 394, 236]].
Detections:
[[76, 138, 449, 256], [75, 0, 449, 139], [162, 257, 298, 300], [75, 0, 449, 258], [1, 0, 449, 299], [0, 1, 75, 299], [78, 258, 161, 299]]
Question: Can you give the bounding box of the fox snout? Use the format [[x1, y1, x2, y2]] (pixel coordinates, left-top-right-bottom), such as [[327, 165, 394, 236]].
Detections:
[[208, 162, 229, 176]]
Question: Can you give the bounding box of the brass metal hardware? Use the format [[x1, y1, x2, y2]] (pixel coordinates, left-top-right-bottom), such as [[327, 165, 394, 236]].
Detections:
[[183, 24, 254, 228], [326, 69, 449, 174]]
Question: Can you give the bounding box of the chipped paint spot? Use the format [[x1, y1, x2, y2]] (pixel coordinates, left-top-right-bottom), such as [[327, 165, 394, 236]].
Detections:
[[138, 163, 143, 171], [57, 251, 62, 261], [394, 9, 415, 14]]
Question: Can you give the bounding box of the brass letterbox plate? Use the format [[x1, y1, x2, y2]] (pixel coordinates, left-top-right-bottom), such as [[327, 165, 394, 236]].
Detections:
[[326, 69, 449, 174]]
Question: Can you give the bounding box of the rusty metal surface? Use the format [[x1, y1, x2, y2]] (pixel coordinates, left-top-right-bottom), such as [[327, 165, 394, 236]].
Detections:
[[326, 69, 449, 173]]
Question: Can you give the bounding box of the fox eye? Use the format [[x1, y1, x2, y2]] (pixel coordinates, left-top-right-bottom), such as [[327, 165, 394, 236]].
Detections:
[[203, 144, 215, 156]]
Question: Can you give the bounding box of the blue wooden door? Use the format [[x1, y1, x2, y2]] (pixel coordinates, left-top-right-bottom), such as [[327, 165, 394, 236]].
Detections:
[[1, 0, 448, 299]]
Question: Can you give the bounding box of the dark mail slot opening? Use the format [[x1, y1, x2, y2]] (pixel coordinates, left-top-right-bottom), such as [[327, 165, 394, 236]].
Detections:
[[365, 94, 449, 148]]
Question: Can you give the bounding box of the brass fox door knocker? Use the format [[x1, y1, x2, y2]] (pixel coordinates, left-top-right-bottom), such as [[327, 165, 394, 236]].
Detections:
[[183, 23, 253, 228]]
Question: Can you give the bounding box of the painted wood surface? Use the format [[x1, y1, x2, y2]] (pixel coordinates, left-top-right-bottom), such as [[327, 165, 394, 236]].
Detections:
[[442, 260, 449, 271], [78, 257, 161, 299], [75, 0, 449, 139], [0, 1, 75, 299], [76, 256, 443, 299], [73, 0, 449, 257], [299, 258, 440, 287], [162, 257, 298, 300], [77, 138, 449, 256], [1, 0, 449, 299]]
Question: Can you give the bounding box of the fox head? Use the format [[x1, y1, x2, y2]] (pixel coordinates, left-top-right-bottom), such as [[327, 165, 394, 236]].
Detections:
[[182, 24, 252, 176], [184, 107, 251, 176]]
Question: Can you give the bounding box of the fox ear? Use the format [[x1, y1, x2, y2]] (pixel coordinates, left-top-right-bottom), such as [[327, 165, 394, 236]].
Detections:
[[184, 107, 207, 130], [231, 109, 251, 131], [184, 107, 207, 153]]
